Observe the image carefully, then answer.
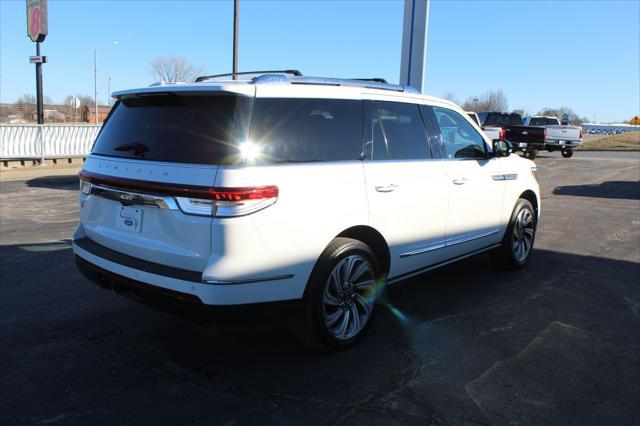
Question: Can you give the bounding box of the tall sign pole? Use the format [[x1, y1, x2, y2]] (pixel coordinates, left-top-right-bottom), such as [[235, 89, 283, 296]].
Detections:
[[400, 0, 430, 93], [232, 0, 239, 79], [26, 0, 48, 124], [94, 49, 98, 124]]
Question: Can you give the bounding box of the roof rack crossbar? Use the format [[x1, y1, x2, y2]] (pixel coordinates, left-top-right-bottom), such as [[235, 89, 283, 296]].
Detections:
[[195, 70, 303, 82]]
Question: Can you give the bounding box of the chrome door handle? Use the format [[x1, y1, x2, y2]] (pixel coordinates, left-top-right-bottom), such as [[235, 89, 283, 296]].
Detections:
[[375, 184, 398, 193], [452, 178, 468, 185]]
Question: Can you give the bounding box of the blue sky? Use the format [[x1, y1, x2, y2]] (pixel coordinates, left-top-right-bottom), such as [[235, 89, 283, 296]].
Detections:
[[1, 0, 638, 122]]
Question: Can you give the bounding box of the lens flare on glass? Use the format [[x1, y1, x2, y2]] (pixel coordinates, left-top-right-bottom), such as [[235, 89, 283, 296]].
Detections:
[[239, 141, 262, 161]]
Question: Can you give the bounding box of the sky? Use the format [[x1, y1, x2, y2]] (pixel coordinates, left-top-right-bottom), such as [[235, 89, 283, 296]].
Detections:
[[1, 0, 638, 122]]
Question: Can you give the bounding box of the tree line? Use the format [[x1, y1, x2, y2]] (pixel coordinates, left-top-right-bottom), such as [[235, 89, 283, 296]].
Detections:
[[442, 90, 589, 125]]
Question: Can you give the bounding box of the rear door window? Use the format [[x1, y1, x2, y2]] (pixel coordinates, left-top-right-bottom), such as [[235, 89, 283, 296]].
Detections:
[[375, 101, 431, 160], [92, 93, 250, 164], [248, 98, 362, 163]]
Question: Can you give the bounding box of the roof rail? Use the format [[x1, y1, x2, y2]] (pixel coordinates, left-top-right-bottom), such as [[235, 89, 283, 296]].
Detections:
[[352, 78, 388, 84], [195, 69, 303, 82]]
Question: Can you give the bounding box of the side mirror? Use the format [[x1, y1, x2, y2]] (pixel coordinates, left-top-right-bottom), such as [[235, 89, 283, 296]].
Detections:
[[492, 139, 512, 158]]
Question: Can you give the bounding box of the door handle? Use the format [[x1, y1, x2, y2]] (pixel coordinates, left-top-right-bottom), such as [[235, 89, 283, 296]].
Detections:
[[452, 178, 468, 185], [375, 184, 398, 193]]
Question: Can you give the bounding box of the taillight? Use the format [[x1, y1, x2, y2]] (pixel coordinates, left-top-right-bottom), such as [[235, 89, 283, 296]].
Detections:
[[499, 128, 506, 140], [579, 129, 583, 138], [544, 128, 548, 139], [176, 186, 279, 217]]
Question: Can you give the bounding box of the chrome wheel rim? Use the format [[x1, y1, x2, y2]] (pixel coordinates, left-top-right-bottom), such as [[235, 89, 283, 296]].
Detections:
[[512, 208, 534, 263], [323, 255, 375, 340]]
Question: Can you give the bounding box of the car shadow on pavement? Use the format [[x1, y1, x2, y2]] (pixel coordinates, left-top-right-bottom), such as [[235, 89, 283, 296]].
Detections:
[[1, 240, 639, 425], [553, 180, 640, 201], [25, 175, 79, 190]]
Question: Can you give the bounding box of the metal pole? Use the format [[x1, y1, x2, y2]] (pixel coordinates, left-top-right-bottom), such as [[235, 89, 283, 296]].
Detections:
[[94, 49, 98, 124], [35, 42, 44, 124], [399, 0, 430, 92], [232, 0, 239, 79], [107, 77, 111, 106]]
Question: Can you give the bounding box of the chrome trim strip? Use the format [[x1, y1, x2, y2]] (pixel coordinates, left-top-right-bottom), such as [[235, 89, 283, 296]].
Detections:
[[400, 242, 446, 258], [202, 273, 295, 285], [90, 184, 178, 210], [504, 173, 518, 181], [399, 229, 500, 258], [389, 244, 501, 284], [492, 174, 505, 181], [446, 229, 500, 247]]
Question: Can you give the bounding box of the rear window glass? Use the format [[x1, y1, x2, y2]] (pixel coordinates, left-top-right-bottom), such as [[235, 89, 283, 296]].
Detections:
[[92, 94, 249, 164], [248, 98, 362, 163], [529, 117, 559, 126], [483, 113, 523, 127]]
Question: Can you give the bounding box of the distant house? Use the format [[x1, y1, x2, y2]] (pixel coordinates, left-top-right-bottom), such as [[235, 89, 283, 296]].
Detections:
[[82, 105, 112, 124]]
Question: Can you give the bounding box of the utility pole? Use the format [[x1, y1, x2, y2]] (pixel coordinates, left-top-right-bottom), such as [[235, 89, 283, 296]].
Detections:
[[94, 49, 98, 124], [232, 0, 239, 79]]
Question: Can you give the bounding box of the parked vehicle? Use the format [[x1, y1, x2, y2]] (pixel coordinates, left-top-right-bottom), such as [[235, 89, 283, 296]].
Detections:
[[477, 112, 546, 159], [523, 116, 582, 158], [466, 111, 502, 141], [73, 71, 541, 350]]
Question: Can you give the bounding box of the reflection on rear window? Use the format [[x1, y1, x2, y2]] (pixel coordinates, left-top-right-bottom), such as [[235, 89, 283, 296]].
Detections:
[[483, 113, 523, 126], [529, 117, 559, 126], [92, 94, 249, 164]]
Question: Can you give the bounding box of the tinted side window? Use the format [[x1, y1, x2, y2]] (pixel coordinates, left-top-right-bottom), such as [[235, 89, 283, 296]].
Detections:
[[249, 98, 362, 163], [433, 107, 486, 159], [363, 101, 388, 161], [376, 101, 430, 160]]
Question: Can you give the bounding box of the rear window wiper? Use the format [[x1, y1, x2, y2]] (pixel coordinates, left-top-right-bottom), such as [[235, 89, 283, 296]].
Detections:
[[113, 142, 149, 157]]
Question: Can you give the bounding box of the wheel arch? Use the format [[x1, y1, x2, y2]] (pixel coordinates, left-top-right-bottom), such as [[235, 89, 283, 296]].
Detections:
[[519, 189, 539, 221], [336, 225, 391, 276]]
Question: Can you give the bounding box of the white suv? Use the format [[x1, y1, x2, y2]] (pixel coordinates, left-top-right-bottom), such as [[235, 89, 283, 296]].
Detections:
[[73, 71, 540, 350]]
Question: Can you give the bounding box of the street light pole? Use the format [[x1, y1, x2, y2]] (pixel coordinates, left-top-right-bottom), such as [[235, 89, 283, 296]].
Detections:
[[94, 49, 98, 124], [107, 77, 111, 106], [232, 0, 239, 79]]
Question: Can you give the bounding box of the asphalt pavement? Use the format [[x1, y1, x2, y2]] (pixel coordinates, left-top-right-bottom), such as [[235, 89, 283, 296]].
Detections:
[[1, 151, 639, 425]]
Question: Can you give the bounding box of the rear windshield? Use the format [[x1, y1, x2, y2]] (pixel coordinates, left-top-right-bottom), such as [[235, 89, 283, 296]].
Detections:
[[529, 117, 559, 126], [482, 113, 523, 126], [92, 93, 249, 164]]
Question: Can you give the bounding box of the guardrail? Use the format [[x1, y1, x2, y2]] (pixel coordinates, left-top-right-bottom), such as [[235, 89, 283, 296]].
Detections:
[[0, 124, 101, 159]]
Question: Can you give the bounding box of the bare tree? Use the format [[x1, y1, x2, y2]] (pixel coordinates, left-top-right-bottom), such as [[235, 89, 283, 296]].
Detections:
[[461, 90, 509, 112], [15, 94, 36, 120], [150, 55, 203, 83], [537, 106, 587, 125], [442, 92, 459, 105]]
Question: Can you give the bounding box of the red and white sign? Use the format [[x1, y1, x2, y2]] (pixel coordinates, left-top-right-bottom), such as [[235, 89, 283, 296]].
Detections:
[[26, 0, 48, 43]]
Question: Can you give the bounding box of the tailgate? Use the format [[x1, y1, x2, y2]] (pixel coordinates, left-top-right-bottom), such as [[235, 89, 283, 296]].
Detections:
[[545, 125, 581, 140], [505, 125, 545, 143], [79, 156, 217, 271]]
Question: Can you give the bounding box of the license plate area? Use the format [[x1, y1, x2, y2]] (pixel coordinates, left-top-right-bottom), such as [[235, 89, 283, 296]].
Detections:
[[116, 206, 143, 233]]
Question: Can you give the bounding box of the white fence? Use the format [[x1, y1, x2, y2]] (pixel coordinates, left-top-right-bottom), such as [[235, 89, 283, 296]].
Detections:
[[0, 125, 101, 159]]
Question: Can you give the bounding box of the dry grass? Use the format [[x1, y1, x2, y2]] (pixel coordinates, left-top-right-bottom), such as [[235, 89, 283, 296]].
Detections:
[[580, 132, 640, 151]]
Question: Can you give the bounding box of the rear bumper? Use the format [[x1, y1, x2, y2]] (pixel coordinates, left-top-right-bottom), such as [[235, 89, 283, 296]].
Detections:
[[545, 139, 582, 148], [513, 142, 545, 151], [73, 237, 302, 308]]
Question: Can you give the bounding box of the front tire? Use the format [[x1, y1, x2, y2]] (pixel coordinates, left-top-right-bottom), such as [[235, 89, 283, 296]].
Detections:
[[288, 238, 382, 350], [492, 199, 537, 269]]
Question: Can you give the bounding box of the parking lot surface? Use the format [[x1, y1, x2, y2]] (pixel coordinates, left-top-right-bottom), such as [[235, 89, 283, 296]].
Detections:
[[1, 151, 639, 425]]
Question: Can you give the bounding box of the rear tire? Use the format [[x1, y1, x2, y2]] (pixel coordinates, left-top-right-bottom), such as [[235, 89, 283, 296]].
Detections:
[[561, 149, 574, 158], [288, 238, 383, 351], [524, 149, 538, 160], [492, 199, 536, 270]]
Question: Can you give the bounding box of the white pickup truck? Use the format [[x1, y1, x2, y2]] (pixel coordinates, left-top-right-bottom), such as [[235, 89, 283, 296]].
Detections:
[[466, 111, 503, 142], [523, 116, 582, 158]]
